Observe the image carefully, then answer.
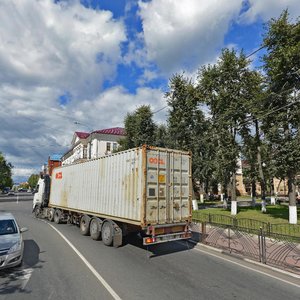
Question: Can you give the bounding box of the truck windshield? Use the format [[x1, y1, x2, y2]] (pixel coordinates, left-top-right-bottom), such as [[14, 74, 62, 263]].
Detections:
[[0, 219, 18, 235]]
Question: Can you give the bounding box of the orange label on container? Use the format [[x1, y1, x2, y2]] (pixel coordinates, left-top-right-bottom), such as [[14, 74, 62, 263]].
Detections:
[[149, 157, 165, 165], [56, 172, 62, 179], [158, 175, 166, 183]]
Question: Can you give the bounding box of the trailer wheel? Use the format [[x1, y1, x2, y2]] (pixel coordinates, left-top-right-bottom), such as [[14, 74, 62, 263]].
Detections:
[[90, 218, 101, 240], [48, 208, 55, 222], [80, 215, 91, 236], [101, 221, 113, 246], [54, 209, 62, 224]]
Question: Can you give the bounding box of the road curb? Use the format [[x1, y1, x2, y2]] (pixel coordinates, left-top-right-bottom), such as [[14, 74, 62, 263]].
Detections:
[[189, 237, 300, 279]]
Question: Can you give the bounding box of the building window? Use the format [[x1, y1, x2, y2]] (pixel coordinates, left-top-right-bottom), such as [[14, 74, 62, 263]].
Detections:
[[113, 143, 117, 151], [106, 142, 111, 152]]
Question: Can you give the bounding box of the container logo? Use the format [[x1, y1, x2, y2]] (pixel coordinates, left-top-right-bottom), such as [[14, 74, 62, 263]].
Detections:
[[56, 172, 62, 179], [149, 157, 165, 165]]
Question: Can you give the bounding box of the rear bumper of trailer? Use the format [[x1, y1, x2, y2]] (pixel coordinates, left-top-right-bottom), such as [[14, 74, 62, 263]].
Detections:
[[143, 222, 191, 245], [143, 231, 192, 245]]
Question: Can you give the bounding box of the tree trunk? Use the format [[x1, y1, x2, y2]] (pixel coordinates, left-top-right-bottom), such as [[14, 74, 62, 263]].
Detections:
[[231, 173, 237, 215], [223, 184, 228, 209], [255, 120, 266, 213], [251, 180, 256, 207], [287, 172, 297, 224]]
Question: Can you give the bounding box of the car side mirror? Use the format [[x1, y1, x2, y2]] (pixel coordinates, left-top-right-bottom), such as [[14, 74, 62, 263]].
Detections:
[[20, 227, 28, 233]]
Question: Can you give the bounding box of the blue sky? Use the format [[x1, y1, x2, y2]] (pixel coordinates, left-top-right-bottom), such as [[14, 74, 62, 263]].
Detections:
[[0, 0, 299, 183]]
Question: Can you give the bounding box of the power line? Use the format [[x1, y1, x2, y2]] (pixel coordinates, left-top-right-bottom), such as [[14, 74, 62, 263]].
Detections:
[[153, 105, 168, 114], [246, 45, 265, 59]]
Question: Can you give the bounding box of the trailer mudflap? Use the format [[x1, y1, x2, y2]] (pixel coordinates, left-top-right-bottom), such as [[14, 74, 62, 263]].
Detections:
[[113, 225, 123, 248]]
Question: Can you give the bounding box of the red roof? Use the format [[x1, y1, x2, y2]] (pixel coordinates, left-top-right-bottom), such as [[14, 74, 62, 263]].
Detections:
[[93, 127, 125, 136], [75, 131, 90, 139]]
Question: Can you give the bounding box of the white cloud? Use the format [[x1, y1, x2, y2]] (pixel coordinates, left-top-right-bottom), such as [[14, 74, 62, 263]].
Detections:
[[0, 0, 128, 181], [240, 0, 300, 23], [138, 0, 243, 74], [0, 0, 126, 98], [73, 86, 167, 128]]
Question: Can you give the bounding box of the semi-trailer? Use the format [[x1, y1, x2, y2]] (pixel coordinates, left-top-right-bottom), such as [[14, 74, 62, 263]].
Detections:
[[33, 145, 192, 247]]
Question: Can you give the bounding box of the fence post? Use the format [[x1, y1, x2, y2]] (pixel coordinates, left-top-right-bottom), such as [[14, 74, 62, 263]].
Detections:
[[201, 222, 206, 244], [228, 226, 231, 251], [259, 227, 267, 264], [258, 228, 262, 263], [233, 217, 237, 228]]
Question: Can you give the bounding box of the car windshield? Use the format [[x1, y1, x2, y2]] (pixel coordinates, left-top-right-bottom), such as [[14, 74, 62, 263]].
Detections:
[[0, 219, 18, 235]]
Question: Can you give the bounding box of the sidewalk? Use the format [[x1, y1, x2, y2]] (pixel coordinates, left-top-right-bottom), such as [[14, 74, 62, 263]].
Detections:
[[190, 222, 300, 276]]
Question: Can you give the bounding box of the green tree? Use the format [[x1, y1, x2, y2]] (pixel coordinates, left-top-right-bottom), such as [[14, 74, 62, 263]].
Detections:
[[198, 49, 258, 212], [0, 152, 13, 190], [165, 73, 215, 198], [166, 74, 198, 151], [261, 10, 300, 223], [154, 124, 168, 148], [119, 105, 157, 150], [28, 174, 39, 189], [118, 113, 136, 150]]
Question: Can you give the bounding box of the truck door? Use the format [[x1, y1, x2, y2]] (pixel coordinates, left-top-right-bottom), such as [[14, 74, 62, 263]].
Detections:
[[33, 178, 45, 209], [146, 149, 190, 224]]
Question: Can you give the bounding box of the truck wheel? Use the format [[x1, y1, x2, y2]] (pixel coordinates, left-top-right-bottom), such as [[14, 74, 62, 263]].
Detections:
[[101, 221, 113, 246], [48, 208, 55, 222], [80, 215, 91, 236], [54, 209, 62, 224], [34, 205, 42, 218], [90, 218, 101, 240]]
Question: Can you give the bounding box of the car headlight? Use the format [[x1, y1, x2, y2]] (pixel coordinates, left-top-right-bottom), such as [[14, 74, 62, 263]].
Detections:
[[8, 241, 22, 254]]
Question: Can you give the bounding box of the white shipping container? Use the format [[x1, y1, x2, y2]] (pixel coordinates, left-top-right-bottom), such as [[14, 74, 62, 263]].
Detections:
[[49, 146, 192, 228]]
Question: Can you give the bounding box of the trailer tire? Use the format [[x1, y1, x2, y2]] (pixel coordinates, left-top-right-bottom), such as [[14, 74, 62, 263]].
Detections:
[[48, 208, 55, 222], [80, 215, 91, 236], [54, 209, 62, 224], [101, 221, 113, 246], [90, 218, 101, 240]]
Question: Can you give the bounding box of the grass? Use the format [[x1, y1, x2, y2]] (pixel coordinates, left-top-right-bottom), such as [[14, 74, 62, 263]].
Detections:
[[193, 205, 299, 224], [192, 205, 300, 238]]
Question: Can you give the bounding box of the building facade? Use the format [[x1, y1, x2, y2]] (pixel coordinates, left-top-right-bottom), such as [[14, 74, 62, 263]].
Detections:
[[61, 127, 125, 165]]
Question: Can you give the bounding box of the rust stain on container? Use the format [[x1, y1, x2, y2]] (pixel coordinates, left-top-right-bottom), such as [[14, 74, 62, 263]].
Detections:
[[60, 190, 68, 207]]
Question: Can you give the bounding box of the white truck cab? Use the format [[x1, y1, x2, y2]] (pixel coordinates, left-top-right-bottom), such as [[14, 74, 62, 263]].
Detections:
[[33, 178, 45, 210]]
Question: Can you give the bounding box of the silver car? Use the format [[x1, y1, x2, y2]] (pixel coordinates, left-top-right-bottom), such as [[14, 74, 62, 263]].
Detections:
[[0, 212, 28, 270]]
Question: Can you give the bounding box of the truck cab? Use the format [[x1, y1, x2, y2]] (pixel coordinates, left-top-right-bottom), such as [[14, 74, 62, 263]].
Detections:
[[33, 178, 45, 210]]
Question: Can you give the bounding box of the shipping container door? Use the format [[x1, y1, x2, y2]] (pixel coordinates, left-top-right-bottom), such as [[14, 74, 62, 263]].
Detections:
[[169, 152, 190, 222], [146, 149, 190, 224]]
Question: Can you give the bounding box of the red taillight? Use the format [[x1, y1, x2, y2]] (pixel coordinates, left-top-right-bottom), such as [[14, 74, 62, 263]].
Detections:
[[145, 237, 156, 244]]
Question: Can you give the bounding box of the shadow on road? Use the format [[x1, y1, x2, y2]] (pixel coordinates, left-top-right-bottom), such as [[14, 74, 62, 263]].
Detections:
[[0, 239, 44, 295], [123, 233, 196, 258]]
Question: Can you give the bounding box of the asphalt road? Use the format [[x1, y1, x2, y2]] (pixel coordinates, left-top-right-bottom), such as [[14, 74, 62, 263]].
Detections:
[[0, 196, 299, 300]]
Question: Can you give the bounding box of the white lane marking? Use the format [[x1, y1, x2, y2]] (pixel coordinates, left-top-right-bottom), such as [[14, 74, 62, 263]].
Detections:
[[47, 223, 122, 300], [20, 268, 34, 290], [192, 246, 300, 288]]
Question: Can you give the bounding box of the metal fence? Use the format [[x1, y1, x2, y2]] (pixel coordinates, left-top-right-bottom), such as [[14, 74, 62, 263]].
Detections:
[[192, 213, 300, 274], [192, 212, 300, 238]]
